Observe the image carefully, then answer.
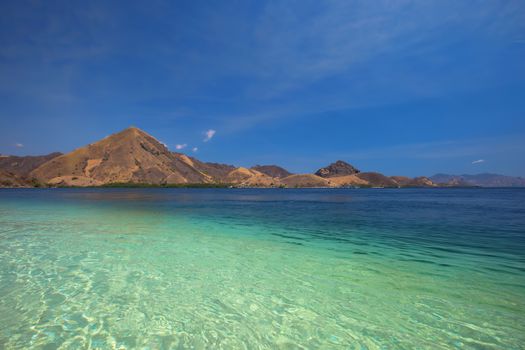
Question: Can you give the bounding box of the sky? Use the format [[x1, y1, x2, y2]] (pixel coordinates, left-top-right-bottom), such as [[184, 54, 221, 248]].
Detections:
[[0, 0, 524, 176]]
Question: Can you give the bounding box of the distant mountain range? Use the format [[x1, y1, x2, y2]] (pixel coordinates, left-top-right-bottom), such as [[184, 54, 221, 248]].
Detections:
[[429, 173, 525, 187], [1, 127, 523, 188]]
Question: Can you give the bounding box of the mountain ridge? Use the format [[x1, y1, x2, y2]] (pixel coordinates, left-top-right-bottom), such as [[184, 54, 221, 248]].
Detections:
[[1, 127, 523, 188], [251, 165, 292, 178], [0, 152, 62, 176]]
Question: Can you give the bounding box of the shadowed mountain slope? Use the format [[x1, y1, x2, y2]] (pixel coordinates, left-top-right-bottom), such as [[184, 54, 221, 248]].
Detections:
[[355, 172, 399, 187], [0, 152, 62, 176], [0, 169, 30, 187], [251, 165, 292, 178], [176, 154, 236, 183]]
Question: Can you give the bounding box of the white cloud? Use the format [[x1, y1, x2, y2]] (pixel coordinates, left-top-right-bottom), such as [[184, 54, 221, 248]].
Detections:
[[472, 159, 485, 164], [192, 147, 198, 152], [203, 129, 216, 142], [175, 143, 187, 150], [15, 143, 24, 148]]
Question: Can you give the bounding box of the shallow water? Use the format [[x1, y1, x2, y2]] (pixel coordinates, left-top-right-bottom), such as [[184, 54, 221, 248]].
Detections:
[[0, 188, 524, 349]]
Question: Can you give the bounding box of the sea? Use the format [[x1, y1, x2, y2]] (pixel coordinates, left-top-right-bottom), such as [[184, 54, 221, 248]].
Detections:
[[0, 188, 524, 349]]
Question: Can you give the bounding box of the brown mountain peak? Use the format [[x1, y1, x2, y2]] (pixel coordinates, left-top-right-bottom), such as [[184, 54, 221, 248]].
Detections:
[[121, 126, 145, 135], [30, 127, 208, 186], [110, 126, 151, 140]]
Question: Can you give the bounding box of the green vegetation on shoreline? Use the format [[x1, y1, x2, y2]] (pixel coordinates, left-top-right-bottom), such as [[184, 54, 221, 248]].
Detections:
[[88, 182, 234, 188]]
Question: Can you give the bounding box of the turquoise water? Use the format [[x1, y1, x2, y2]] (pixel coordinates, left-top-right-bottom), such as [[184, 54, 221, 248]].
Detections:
[[0, 189, 524, 349]]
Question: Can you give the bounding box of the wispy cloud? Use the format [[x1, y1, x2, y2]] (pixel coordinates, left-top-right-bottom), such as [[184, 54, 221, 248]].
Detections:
[[175, 143, 187, 150], [192, 147, 198, 152], [334, 134, 524, 161], [203, 129, 216, 142], [15, 143, 24, 148], [188, 1, 525, 135], [247, 1, 525, 99]]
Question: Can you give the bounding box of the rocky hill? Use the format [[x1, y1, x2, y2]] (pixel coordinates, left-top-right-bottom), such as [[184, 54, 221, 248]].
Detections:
[[354, 172, 400, 187], [280, 174, 331, 188], [326, 174, 369, 187], [0, 152, 62, 176], [390, 176, 436, 188], [0, 169, 31, 187], [224, 167, 276, 187], [251, 165, 292, 178], [186, 157, 236, 183], [30, 127, 212, 186], [315, 160, 360, 178], [24, 127, 286, 187]]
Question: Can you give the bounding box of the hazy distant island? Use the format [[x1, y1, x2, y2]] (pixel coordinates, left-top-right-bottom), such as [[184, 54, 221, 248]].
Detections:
[[1, 127, 524, 189]]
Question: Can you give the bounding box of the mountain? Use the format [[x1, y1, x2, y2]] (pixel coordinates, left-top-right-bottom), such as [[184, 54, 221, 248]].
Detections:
[[251, 165, 292, 178], [326, 174, 369, 187], [355, 172, 400, 187], [1, 127, 522, 188], [314, 161, 436, 187], [24, 127, 282, 187], [280, 174, 331, 188], [0, 169, 31, 187], [391, 176, 436, 187], [430, 173, 525, 187], [30, 127, 212, 186], [0, 153, 62, 187], [315, 160, 360, 178], [0, 152, 62, 176], [186, 158, 236, 183], [225, 167, 278, 187]]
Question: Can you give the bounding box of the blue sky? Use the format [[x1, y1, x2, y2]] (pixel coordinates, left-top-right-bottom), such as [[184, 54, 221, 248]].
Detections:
[[1, 0, 524, 176]]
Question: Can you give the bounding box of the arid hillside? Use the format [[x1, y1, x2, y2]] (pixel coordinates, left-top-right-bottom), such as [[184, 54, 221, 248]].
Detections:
[[2, 127, 519, 188]]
